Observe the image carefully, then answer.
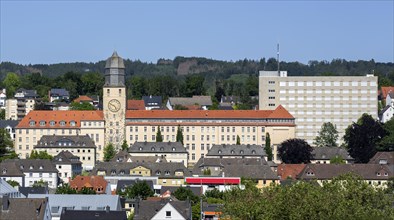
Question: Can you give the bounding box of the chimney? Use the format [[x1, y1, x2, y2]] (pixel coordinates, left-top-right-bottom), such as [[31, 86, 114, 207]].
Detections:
[[2, 194, 10, 210], [105, 205, 110, 213]]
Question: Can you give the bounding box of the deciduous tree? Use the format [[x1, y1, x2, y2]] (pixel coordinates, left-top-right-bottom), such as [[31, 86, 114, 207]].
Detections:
[[119, 181, 154, 200], [313, 122, 339, 147], [278, 138, 313, 164], [121, 140, 129, 151], [103, 143, 116, 162]]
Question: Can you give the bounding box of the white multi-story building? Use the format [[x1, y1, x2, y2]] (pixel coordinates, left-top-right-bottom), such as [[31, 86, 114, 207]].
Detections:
[[259, 71, 378, 145]]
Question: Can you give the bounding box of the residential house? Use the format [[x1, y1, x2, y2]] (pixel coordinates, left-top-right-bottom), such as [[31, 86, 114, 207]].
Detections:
[[277, 164, 306, 183], [385, 90, 394, 107], [0, 161, 25, 187], [380, 86, 394, 102], [220, 95, 241, 105], [142, 95, 162, 110], [368, 151, 394, 165], [202, 203, 223, 220], [5, 99, 17, 120], [111, 150, 167, 163], [133, 199, 192, 220], [193, 157, 279, 188], [60, 208, 127, 220], [49, 88, 70, 103], [206, 144, 267, 160], [311, 147, 354, 164], [0, 120, 19, 140], [129, 142, 188, 166], [34, 135, 97, 170], [0, 196, 51, 220], [127, 100, 145, 110], [10, 88, 39, 120], [69, 175, 110, 194], [166, 96, 212, 110], [1, 159, 58, 188], [297, 164, 393, 188], [73, 95, 94, 106], [0, 89, 6, 108], [0, 179, 24, 198], [52, 151, 82, 183], [379, 105, 394, 123], [28, 194, 122, 220]]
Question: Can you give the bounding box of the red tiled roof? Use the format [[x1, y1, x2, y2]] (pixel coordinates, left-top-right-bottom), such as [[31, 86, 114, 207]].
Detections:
[[73, 95, 93, 103], [69, 175, 108, 194], [127, 100, 145, 110], [277, 164, 306, 181], [126, 105, 294, 119], [16, 110, 104, 128], [381, 87, 394, 99]]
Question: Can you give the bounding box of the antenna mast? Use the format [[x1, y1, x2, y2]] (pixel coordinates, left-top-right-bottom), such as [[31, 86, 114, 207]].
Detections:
[[277, 43, 280, 74]]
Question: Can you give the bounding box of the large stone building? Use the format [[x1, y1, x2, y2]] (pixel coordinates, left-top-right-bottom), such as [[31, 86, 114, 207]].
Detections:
[[259, 71, 378, 145], [14, 52, 296, 164]]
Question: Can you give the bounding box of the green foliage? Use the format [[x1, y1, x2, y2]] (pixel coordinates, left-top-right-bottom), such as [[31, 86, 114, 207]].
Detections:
[[205, 188, 224, 200], [0, 109, 5, 120], [264, 133, 273, 161], [103, 143, 116, 162], [32, 179, 48, 187], [174, 104, 188, 110], [0, 128, 14, 161], [29, 150, 53, 160], [344, 114, 386, 163], [156, 126, 163, 142], [330, 155, 345, 164], [3, 72, 21, 97], [313, 122, 339, 147], [202, 169, 211, 176], [6, 180, 20, 187], [173, 187, 199, 204], [192, 201, 201, 220], [118, 181, 154, 200], [121, 140, 129, 151], [385, 177, 394, 194], [79, 186, 97, 194], [223, 174, 394, 219], [377, 117, 394, 151], [69, 101, 96, 110], [278, 138, 313, 164], [176, 125, 184, 144], [184, 74, 205, 97], [236, 135, 240, 145], [55, 183, 97, 194]]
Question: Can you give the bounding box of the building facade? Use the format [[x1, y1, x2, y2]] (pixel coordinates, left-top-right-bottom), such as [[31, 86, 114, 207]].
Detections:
[[259, 71, 378, 145]]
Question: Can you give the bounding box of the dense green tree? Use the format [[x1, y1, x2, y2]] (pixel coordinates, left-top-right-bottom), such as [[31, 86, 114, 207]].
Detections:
[[330, 155, 345, 164], [173, 187, 199, 204], [176, 125, 183, 144], [0, 128, 13, 159], [29, 150, 53, 160], [3, 72, 21, 97], [121, 140, 129, 151], [56, 184, 77, 194], [119, 181, 154, 200], [103, 143, 116, 162], [69, 102, 96, 110], [278, 138, 313, 164], [0, 109, 5, 119], [174, 104, 188, 110], [377, 117, 394, 151], [156, 126, 163, 142], [79, 186, 96, 194], [6, 180, 20, 187], [184, 74, 205, 97], [32, 179, 48, 187], [203, 169, 211, 175], [81, 72, 104, 95], [313, 122, 339, 147], [264, 133, 273, 161], [236, 135, 240, 145], [344, 114, 386, 163], [127, 76, 146, 99], [205, 188, 224, 200]]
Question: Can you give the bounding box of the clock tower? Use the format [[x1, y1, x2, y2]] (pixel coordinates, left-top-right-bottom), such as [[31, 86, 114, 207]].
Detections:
[[103, 51, 126, 149]]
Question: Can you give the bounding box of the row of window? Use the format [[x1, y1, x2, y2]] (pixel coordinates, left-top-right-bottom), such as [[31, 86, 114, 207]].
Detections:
[[279, 89, 375, 95], [129, 126, 269, 133], [29, 120, 76, 126], [279, 81, 376, 87]]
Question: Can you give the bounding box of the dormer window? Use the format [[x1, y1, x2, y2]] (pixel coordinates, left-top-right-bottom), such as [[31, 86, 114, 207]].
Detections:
[[2, 168, 6, 174], [252, 150, 256, 154], [231, 150, 235, 154], [39, 166, 43, 170], [39, 121, 46, 126], [120, 170, 125, 175], [151, 147, 155, 151], [156, 171, 161, 175], [306, 171, 314, 176], [20, 165, 24, 169], [240, 150, 244, 154], [29, 121, 36, 126], [379, 159, 387, 165], [160, 147, 164, 151], [377, 172, 381, 176], [139, 147, 142, 151], [384, 172, 388, 176], [70, 121, 76, 126], [29, 166, 34, 170], [49, 121, 56, 126], [165, 171, 170, 175], [172, 147, 175, 151], [218, 150, 222, 154], [111, 170, 116, 175], [60, 121, 66, 126]]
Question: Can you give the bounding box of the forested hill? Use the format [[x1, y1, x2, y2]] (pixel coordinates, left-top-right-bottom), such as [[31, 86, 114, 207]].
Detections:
[[1, 57, 393, 79]]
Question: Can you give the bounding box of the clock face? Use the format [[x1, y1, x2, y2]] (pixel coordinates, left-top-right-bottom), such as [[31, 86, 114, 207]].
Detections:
[[108, 99, 121, 112]]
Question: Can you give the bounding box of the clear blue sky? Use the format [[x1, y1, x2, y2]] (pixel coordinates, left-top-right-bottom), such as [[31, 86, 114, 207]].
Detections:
[[1, 1, 393, 64]]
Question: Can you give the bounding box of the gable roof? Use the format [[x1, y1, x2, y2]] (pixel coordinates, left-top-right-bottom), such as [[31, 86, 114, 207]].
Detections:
[[53, 151, 82, 165], [0, 179, 21, 197], [50, 88, 69, 97], [381, 86, 394, 99], [16, 110, 104, 128], [0, 120, 19, 129], [207, 144, 266, 157], [297, 164, 393, 180], [19, 186, 48, 197], [379, 105, 393, 116], [277, 164, 306, 181], [134, 200, 191, 220], [35, 135, 96, 149], [0, 197, 49, 220], [142, 96, 162, 107], [311, 147, 353, 161], [368, 151, 394, 165], [129, 142, 187, 153], [127, 100, 145, 110], [3, 159, 58, 173], [69, 175, 108, 191], [169, 96, 212, 107], [73, 95, 93, 103], [60, 209, 127, 220], [126, 105, 294, 120], [0, 161, 24, 177]]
